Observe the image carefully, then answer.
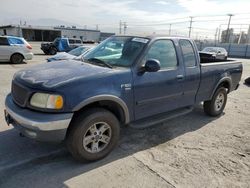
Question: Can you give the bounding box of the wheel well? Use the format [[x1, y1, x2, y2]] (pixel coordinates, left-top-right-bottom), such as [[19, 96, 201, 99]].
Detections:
[[11, 53, 24, 60], [72, 100, 126, 124], [218, 81, 230, 93]]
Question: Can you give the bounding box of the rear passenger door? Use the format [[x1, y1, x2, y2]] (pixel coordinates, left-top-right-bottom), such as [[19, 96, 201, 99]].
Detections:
[[179, 39, 200, 107], [0, 37, 11, 61]]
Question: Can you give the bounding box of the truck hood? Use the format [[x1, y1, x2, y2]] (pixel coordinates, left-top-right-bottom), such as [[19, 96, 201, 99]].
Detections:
[[14, 60, 112, 88]]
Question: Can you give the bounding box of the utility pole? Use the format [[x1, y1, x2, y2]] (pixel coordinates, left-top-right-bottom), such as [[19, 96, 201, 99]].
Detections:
[[119, 20, 122, 34], [123, 22, 127, 35], [169, 24, 172, 36], [214, 28, 218, 45], [226, 14, 234, 43], [217, 24, 222, 43], [188, 16, 193, 38]]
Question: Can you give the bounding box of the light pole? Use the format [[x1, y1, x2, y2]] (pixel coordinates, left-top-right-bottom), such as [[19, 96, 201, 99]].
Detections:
[[226, 14, 234, 43]]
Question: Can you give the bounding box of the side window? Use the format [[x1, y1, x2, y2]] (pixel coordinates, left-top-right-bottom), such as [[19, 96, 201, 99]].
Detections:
[[68, 39, 75, 44], [179, 40, 196, 67], [146, 40, 178, 69], [8, 37, 24, 45], [75, 40, 82, 44], [0, 37, 9, 45]]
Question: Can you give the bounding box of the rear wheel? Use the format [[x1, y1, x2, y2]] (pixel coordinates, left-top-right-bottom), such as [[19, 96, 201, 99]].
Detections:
[[10, 54, 24, 64], [67, 108, 120, 162], [204, 87, 227, 116]]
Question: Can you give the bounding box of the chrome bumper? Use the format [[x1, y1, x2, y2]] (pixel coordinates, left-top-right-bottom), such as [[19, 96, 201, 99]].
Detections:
[[4, 94, 73, 142]]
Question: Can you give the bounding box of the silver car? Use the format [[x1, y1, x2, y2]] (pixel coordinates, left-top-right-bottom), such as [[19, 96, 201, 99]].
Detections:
[[0, 36, 33, 64], [47, 46, 92, 62], [200, 47, 228, 60]]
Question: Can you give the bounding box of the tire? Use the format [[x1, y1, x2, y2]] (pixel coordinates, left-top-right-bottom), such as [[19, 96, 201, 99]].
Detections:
[[224, 56, 228, 60], [49, 47, 57, 55], [67, 108, 120, 162], [245, 77, 250, 85], [204, 87, 227, 117], [10, 53, 24, 64], [43, 50, 49, 55]]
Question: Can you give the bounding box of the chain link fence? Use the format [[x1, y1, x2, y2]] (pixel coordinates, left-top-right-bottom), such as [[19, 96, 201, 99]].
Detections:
[[196, 42, 250, 58]]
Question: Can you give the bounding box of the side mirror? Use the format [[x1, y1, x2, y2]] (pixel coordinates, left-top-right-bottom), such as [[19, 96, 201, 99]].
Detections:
[[144, 59, 161, 72], [217, 51, 221, 54]]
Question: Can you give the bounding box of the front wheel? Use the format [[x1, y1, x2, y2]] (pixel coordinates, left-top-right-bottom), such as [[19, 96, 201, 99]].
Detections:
[[49, 47, 57, 55], [66, 108, 120, 162], [204, 87, 227, 116]]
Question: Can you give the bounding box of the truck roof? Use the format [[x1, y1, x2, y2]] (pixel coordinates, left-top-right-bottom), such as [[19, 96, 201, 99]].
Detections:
[[114, 35, 191, 40]]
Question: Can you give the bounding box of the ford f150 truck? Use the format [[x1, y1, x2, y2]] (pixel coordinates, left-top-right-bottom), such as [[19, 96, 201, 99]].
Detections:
[[4, 35, 242, 162]]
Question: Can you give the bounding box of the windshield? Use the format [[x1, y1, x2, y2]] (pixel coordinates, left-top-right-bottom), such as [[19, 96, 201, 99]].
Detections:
[[84, 36, 149, 67], [202, 47, 218, 53], [68, 46, 89, 56]]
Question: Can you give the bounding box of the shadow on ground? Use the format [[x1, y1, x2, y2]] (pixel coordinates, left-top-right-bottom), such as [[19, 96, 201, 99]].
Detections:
[[34, 53, 51, 56], [0, 106, 219, 188], [0, 61, 27, 65]]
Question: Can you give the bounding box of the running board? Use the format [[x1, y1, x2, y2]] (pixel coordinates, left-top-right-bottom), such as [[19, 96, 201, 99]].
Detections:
[[129, 107, 193, 129]]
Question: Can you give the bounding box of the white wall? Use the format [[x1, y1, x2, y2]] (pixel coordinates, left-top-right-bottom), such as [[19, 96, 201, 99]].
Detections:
[[0, 27, 22, 37], [61, 29, 100, 42]]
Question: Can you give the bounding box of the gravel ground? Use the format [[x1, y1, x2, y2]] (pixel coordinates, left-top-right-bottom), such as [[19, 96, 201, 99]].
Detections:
[[0, 43, 249, 188]]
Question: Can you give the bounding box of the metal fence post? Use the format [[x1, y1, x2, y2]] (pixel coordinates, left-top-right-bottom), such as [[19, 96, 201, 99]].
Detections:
[[228, 43, 231, 57], [245, 44, 249, 58]]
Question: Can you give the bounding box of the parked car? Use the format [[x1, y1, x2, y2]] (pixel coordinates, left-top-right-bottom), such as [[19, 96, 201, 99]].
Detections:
[[199, 47, 228, 62], [4, 35, 242, 162], [47, 46, 92, 62], [41, 37, 83, 55], [0, 36, 33, 64]]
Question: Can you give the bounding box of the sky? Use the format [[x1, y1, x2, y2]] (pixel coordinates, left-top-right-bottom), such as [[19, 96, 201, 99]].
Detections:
[[1, 0, 250, 39]]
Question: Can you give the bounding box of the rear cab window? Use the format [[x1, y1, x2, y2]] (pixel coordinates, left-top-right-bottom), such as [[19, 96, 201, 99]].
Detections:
[[75, 40, 82, 44], [179, 40, 196, 67], [68, 39, 75, 44]]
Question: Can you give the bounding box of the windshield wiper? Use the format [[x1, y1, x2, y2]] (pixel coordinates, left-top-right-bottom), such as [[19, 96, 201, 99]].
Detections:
[[86, 58, 113, 69]]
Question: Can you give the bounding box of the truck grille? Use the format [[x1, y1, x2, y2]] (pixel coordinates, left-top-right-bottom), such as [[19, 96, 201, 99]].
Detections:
[[11, 81, 30, 107]]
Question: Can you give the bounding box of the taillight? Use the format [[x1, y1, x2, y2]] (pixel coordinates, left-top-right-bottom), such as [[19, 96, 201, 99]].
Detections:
[[26, 44, 32, 50]]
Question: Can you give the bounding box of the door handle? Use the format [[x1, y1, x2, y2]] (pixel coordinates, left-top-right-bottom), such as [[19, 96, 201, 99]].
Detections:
[[176, 75, 184, 80]]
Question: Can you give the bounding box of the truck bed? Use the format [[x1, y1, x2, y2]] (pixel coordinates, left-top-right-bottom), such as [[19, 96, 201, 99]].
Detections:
[[200, 58, 235, 64], [196, 59, 242, 103]]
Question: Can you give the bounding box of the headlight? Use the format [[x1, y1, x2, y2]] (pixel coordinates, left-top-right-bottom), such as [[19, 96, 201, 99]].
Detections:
[[30, 93, 63, 109]]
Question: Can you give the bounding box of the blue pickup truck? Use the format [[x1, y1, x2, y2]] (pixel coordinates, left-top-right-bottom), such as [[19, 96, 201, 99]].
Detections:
[[41, 37, 83, 55], [4, 35, 242, 162]]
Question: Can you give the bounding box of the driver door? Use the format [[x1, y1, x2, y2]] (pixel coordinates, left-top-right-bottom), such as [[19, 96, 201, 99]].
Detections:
[[133, 39, 185, 120]]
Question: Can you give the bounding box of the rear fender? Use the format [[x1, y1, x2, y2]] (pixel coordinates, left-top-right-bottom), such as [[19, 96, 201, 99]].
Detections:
[[210, 77, 232, 99]]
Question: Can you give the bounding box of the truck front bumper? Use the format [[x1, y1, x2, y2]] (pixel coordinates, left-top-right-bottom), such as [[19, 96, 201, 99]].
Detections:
[[4, 94, 73, 142]]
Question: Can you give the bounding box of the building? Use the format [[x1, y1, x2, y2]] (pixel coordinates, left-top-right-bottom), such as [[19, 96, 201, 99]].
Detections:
[[0, 24, 114, 42], [100, 32, 115, 41]]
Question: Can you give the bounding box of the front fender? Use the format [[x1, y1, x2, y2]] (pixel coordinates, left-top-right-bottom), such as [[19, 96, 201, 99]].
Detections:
[[73, 95, 130, 124]]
